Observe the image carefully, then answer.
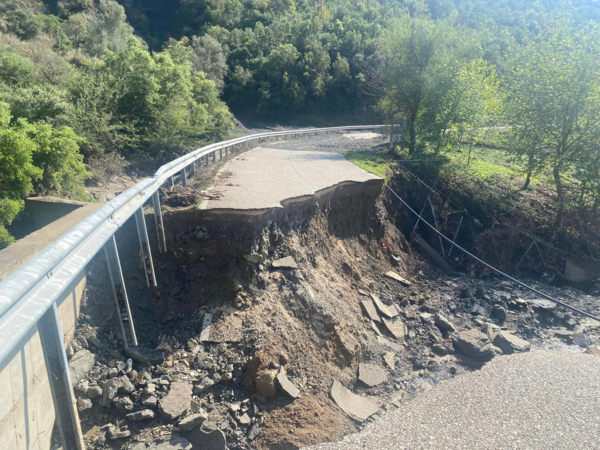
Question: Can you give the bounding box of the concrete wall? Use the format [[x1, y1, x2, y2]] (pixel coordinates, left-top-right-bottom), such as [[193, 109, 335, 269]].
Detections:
[[0, 202, 99, 450]]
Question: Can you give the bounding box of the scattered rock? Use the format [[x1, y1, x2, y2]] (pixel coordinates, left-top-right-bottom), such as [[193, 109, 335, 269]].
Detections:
[[584, 346, 600, 356], [188, 425, 227, 450], [360, 299, 381, 323], [272, 256, 298, 270], [330, 381, 379, 422], [86, 385, 102, 399], [239, 413, 251, 425], [68, 350, 96, 384], [453, 329, 494, 359], [370, 294, 398, 318], [471, 304, 488, 317], [159, 381, 192, 420], [125, 346, 151, 364], [114, 396, 134, 411], [434, 313, 456, 333], [276, 370, 300, 399], [384, 271, 411, 286], [358, 363, 388, 387], [254, 370, 278, 397], [178, 411, 208, 431], [142, 395, 158, 407], [493, 331, 531, 354], [248, 423, 260, 441], [528, 299, 557, 312], [492, 305, 508, 322], [243, 254, 262, 263], [102, 378, 120, 406], [193, 377, 215, 394], [383, 352, 395, 370], [199, 313, 213, 342], [77, 398, 92, 411], [131, 435, 192, 450], [127, 409, 156, 421], [573, 333, 593, 348], [382, 317, 406, 340]]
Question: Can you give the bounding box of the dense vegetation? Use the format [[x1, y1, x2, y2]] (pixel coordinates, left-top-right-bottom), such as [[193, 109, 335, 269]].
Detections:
[[0, 0, 599, 247]]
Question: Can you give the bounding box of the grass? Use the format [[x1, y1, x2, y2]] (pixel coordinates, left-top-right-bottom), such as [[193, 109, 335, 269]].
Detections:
[[345, 150, 394, 181]]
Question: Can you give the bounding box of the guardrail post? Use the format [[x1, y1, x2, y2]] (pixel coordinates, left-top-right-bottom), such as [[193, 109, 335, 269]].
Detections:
[[180, 168, 187, 187], [39, 303, 85, 450], [152, 191, 167, 253], [190, 161, 196, 176], [134, 207, 157, 287], [212, 151, 216, 163], [104, 236, 138, 347], [205, 154, 210, 165], [168, 176, 174, 187], [219, 148, 223, 159]]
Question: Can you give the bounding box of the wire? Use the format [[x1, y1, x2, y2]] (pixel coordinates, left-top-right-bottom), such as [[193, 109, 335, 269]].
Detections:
[[386, 185, 600, 323]]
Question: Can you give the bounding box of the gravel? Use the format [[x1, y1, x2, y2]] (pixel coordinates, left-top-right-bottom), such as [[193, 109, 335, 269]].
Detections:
[[308, 350, 600, 450]]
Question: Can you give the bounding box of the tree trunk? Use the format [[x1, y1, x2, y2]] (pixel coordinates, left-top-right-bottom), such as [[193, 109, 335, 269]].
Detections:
[[408, 111, 417, 155], [554, 165, 564, 227], [523, 169, 532, 190]]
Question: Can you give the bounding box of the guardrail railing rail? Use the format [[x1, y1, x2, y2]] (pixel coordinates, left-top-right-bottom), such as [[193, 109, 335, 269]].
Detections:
[[0, 125, 384, 450]]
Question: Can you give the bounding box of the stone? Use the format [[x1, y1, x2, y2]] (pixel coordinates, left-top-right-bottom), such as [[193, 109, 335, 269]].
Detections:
[[109, 429, 131, 440], [102, 378, 120, 406], [199, 313, 213, 342], [493, 331, 531, 354], [434, 313, 456, 333], [358, 363, 388, 387], [239, 413, 251, 425], [384, 271, 411, 286], [431, 342, 453, 356], [410, 232, 453, 274], [187, 425, 227, 450], [243, 254, 262, 263], [527, 299, 557, 312], [114, 396, 134, 411], [330, 381, 379, 422], [142, 395, 158, 407], [471, 304, 488, 317], [255, 369, 278, 397], [481, 322, 501, 342], [125, 346, 151, 364], [86, 385, 103, 399], [453, 329, 494, 359], [370, 294, 398, 318], [584, 346, 600, 356], [492, 305, 508, 322], [383, 352, 395, 371], [572, 333, 593, 348], [419, 312, 433, 323], [119, 375, 135, 394], [276, 370, 300, 399], [193, 377, 215, 394], [131, 435, 192, 450], [160, 381, 192, 420], [382, 317, 406, 340], [178, 411, 208, 431], [68, 350, 96, 384], [248, 423, 260, 441], [144, 383, 157, 395], [77, 398, 92, 411], [360, 299, 381, 323], [370, 321, 383, 337], [272, 256, 298, 270], [127, 409, 156, 421]]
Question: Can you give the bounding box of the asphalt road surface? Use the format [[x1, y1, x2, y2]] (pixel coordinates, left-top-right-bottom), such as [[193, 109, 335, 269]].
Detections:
[[309, 350, 600, 450], [202, 146, 380, 211]]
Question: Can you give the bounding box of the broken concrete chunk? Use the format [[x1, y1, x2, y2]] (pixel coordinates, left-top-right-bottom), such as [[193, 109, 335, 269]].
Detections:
[[178, 411, 208, 431], [127, 409, 156, 421], [330, 381, 379, 422], [69, 350, 96, 384], [248, 423, 260, 441], [493, 331, 531, 354], [382, 317, 406, 340], [358, 363, 388, 387], [271, 256, 298, 270], [276, 370, 300, 399], [384, 271, 411, 286], [370, 294, 398, 318], [361, 299, 381, 322], [159, 381, 192, 420]]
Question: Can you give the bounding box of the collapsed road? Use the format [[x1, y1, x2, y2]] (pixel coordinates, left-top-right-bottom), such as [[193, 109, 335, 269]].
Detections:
[[4, 129, 600, 450]]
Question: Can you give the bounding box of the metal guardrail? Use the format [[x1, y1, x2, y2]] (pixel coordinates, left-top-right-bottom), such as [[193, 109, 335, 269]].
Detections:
[[0, 124, 384, 449]]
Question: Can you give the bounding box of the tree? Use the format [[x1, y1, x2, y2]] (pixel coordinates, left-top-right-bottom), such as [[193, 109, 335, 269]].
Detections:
[[84, 0, 135, 57], [377, 15, 482, 154], [503, 19, 600, 225], [189, 35, 229, 91]]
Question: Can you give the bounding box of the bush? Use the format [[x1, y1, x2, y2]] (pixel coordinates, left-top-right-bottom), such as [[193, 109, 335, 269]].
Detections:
[[5, 8, 42, 41], [0, 47, 35, 86]]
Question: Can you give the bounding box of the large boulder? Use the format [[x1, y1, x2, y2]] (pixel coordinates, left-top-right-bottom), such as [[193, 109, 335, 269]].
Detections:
[[493, 331, 531, 354], [159, 381, 192, 420], [453, 329, 494, 359]]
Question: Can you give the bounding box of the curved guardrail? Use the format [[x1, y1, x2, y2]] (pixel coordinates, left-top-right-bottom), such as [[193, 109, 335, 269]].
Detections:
[[0, 124, 384, 449]]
